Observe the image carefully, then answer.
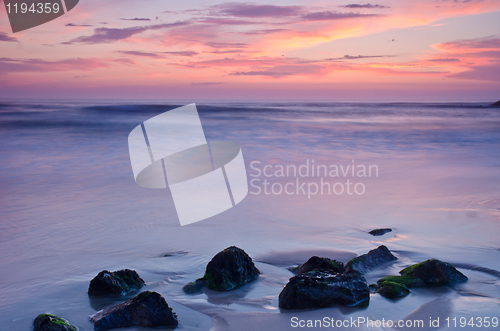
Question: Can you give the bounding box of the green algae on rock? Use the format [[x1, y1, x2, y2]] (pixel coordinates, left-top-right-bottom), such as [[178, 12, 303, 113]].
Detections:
[[376, 259, 468, 299], [375, 281, 410, 299], [33, 314, 78, 331]]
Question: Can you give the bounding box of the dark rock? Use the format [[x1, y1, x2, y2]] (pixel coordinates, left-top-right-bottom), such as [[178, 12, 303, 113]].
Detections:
[[375, 281, 410, 299], [376, 259, 468, 299], [182, 279, 208, 294], [293, 256, 345, 275], [90, 291, 178, 331], [345, 245, 397, 274], [279, 270, 369, 309], [33, 314, 78, 331], [399, 259, 468, 286], [88, 269, 145, 296], [184, 246, 259, 293], [490, 100, 500, 107], [368, 228, 392, 236]]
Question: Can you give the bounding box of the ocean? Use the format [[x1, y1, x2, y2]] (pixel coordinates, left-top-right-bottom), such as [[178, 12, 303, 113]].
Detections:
[[0, 100, 499, 330]]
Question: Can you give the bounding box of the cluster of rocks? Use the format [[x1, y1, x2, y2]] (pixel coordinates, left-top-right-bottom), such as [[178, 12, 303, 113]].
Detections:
[[375, 258, 468, 299], [34, 242, 469, 329], [278, 245, 397, 309], [34, 269, 177, 331]]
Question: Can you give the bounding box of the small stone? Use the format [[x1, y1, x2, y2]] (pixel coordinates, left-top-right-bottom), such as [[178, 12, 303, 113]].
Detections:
[[182, 279, 207, 294], [90, 291, 178, 331], [368, 228, 392, 236], [88, 269, 145, 296], [33, 314, 78, 331], [345, 245, 397, 274]]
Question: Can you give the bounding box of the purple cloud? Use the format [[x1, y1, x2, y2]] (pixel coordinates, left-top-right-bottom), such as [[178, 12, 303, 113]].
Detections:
[[0, 57, 109, 74], [117, 51, 161, 57], [114, 58, 136, 66], [340, 4, 390, 9], [210, 3, 303, 18], [191, 82, 224, 85], [205, 42, 247, 48], [230, 70, 292, 77], [193, 17, 262, 25], [0, 33, 17, 42], [121, 18, 151, 21], [441, 37, 500, 50], [301, 11, 378, 21], [327, 54, 396, 60], [162, 51, 199, 57], [209, 50, 245, 54], [66, 23, 93, 27], [451, 64, 500, 82], [64, 21, 190, 44], [239, 29, 287, 35]]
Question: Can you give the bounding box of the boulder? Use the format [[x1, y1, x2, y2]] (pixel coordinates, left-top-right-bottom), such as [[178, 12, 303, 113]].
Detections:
[[33, 314, 78, 331], [368, 228, 392, 236], [88, 269, 145, 296], [90, 291, 178, 331], [375, 281, 410, 299], [292, 256, 345, 275], [376, 259, 468, 299], [183, 246, 259, 293], [345, 245, 397, 274], [279, 270, 369, 309], [399, 259, 468, 286]]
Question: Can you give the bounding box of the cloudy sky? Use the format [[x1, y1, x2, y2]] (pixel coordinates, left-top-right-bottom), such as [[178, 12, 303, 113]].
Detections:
[[1, 0, 499, 100]]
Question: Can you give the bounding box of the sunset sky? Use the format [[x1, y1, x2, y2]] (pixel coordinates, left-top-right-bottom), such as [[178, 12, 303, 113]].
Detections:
[[0, 0, 499, 101]]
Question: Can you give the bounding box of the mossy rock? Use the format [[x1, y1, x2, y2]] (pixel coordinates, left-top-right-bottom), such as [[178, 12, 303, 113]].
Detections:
[[376, 281, 410, 299], [377, 275, 425, 288], [400, 259, 468, 286], [375, 259, 468, 299], [33, 314, 78, 331], [293, 256, 345, 275]]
